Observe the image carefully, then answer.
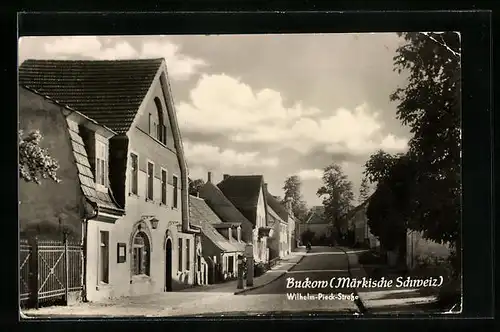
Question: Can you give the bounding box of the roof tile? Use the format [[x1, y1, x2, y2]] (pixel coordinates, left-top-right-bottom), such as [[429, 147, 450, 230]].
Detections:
[[19, 59, 163, 134]]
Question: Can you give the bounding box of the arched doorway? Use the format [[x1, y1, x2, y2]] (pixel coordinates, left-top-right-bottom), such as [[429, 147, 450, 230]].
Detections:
[[165, 239, 173, 291]]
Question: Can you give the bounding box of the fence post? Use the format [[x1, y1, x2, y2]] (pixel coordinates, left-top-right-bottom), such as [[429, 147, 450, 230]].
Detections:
[[64, 232, 69, 305], [28, 236, 39, 309]]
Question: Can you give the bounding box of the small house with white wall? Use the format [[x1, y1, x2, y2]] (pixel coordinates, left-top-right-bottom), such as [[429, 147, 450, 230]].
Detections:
[[189, 195, 245, 284], [216, 175, 272, 264], [19, 58, 201, 302]]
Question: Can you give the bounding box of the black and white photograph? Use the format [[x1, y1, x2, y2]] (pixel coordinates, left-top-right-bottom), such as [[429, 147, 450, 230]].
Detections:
[[18, 31, 462, 317]]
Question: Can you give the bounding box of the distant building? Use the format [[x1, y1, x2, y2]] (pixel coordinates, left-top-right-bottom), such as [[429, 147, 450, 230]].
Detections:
[[298, 206, 332, 243], [345, 198, 379, 248], [216, 175, 272, 264]]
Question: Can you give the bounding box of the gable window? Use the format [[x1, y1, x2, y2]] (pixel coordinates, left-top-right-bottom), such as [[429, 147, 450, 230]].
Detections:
[[132, 232, 150, 276], [161, 169, 167, 205], [172, 175, 178, 209], [130, 153, 138, 195], [154, 97, 167, 145], [95, 140, 107, 187], [147, 161, 154, 201], [148, 113, 153, 136], [178, 238, 183, 272]]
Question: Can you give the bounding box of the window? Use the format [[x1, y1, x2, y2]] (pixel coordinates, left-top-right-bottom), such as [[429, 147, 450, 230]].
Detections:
[[178, 238, 183, 272], [99, 231, 109, 283], [228, 256, 234, 273], [148, 113, 153, 135], [95, 141, 107, 187], [147, 161, 154, 201], [186, 239, 190, 271], [154, 97, 167, 145], [161, 169, 167, 205], [132, 232, 150, 276], [130, 153, 138, 195], [172, 175, 178, 208]]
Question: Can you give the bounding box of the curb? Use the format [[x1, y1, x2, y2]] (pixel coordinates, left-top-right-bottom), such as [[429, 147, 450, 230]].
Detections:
[[336, 247, 368, 314], [233, 252, 307, 295]]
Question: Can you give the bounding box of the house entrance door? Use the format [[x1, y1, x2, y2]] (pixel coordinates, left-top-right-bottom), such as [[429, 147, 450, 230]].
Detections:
[[165, 239, 172, 291]]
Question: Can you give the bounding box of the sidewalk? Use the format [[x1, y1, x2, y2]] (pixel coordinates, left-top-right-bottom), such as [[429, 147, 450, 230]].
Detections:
[[21, 249, 307, 318], [180, 248, 306, 295], [340, 248, 439, 312]]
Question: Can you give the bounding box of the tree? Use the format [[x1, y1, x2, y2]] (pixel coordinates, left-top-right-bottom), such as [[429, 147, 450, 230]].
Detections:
[[364, 32, 461, 273], [364, 152, 418, 251], [316, 164, 354, 235], [282, 175, 308, 221], [19, 129, 60, 184], [188, 178, 205, 196], [391, 32, 461, 248], [358, 176, 371, 204]]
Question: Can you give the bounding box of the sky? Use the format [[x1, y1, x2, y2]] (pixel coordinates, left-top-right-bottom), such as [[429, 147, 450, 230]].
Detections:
[[18, 33, 410, 208]]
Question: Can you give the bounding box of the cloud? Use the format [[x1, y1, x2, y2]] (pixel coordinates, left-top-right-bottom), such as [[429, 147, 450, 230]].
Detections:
[[297, 169, 323, 180], [34, 36, 207, 80], [183, 141, 279, 169], [141, 41, 207, 80], [177, 73, 408, 156]]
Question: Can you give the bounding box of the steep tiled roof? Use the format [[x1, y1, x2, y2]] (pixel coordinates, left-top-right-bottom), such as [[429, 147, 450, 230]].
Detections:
[[268, 206, 283, 224], [217, 175, 263, 210], [189, 196, 224, 226], [265, 190, 289, 222], [306, 206, 328, 224], [19, 59, 163, 134], [66, 119, 123, 214], [198, 182, 254, 243], [202, 224, 241, 253], [189, 196, 241, 253]]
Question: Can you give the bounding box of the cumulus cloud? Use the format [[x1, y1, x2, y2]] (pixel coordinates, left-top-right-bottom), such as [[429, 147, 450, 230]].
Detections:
[[36, 36, 207, 80], [177, 73, 408, 156], [297, 169, 323, 180], [183, 141, 279, 169]]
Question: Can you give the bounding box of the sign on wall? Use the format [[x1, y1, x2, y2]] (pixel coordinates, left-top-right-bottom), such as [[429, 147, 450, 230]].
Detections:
[[117, 243, 127, 263], [245, 244, 253, 258]]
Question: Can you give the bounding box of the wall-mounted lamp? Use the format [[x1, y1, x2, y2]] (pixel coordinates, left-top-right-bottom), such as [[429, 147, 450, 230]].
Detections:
[[141, 215, 159, 230], [150, 218, 159, 230]]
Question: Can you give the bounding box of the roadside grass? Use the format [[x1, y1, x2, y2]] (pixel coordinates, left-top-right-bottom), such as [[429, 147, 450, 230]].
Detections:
[[358, 249, 386, 265], [409, 254, 460, 310]]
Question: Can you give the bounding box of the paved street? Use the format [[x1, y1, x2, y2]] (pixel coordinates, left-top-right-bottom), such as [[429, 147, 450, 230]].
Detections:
[[22, 246, 444, 318], [237, 246, 361, 313], [22, 247, 360, 318]]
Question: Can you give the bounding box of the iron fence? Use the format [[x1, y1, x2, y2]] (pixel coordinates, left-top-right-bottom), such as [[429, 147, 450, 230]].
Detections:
[[19, 235, 83, 308]]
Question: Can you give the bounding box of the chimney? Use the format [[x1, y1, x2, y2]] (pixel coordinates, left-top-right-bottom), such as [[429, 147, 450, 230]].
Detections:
[[207, 171, 212, 183], [223, 174, 230, 180]]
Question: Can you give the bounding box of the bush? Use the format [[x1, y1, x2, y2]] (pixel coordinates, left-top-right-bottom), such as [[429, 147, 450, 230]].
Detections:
[[254, 262, 267, 277], [358, 250, 386, 265], [411, 254, 454, 281], [437, 277, 461, 309]]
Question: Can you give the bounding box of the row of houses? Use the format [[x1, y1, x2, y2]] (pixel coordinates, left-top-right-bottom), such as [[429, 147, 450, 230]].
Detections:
[[18, 58, 300, 307]]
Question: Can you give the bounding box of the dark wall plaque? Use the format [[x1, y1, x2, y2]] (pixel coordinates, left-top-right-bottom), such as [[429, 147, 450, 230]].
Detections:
[[117, 242, 126, 263]]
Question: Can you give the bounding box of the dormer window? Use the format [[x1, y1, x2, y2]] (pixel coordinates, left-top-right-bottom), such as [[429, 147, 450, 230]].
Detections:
[[95, 140, 108, 189], [236, 227, 241, 242]]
